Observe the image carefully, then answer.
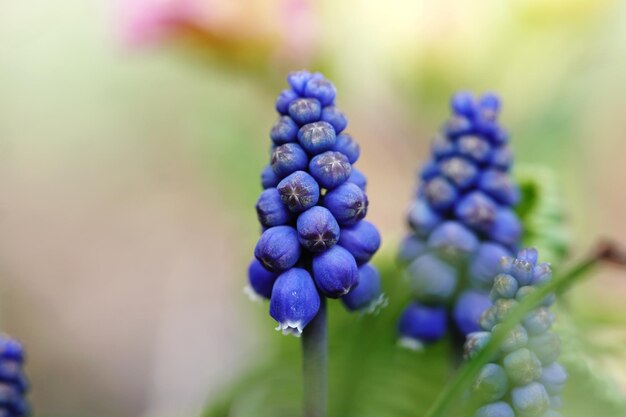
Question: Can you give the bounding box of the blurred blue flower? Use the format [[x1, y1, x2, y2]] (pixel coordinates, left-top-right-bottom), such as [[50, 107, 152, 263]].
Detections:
[[0, 334, 29, 417]]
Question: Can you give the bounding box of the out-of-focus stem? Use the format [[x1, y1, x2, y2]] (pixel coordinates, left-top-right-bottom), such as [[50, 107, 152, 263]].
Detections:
[[302, 296, 327, 417]]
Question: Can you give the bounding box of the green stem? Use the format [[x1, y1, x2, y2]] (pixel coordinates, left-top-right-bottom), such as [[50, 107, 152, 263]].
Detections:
[[423, 240, 626, 417], [302, 297, 327, 417]]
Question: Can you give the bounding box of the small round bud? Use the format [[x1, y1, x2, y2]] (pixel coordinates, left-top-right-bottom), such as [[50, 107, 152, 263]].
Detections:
[[431, 134, 456, 159], [474, 402, 515, 417], [308, 151, 351, 189], [451, 91, 475, 117], [444, 115, 473, 137], [469, 243, 512, 290], [0, 337, 24, 363], [427, 221, 479, 261], [489, 209, 522, 248], [407, 253, 458, 302], [270, 116, 299, 144], [464, 331, 492, 360], [511, 382, 550, 417], [312, 245, 359, 298], [398, 303, 447, 348], [254, 226, 301, 272], [479, 93, 501, 117], [490, 145, 513, 170], [407, 198, 441, 237], [455, 191, 498, 234], [289, 98, 322, 125], [287, 70, 312, 94], [337, 220, 381, 264], [532, 262, 552, 285], [490, 274, 519, 301], [453, 290, 492, 336], [261, 164, 280, 189], [479, 170, 520, 205], [458, 135, 492, 163], [347, 168, 367, 191], [304, 74, 336, 106], [297, 121, 337, 154], [517, 248, 539, 265], [321, 106, 348, 133], [296, 206, 340, 252], [528, 332, 561, 365], [523, 307, 555, 336], [494, 298, 519, 321], [539, 362, 567, 395], [511, 258, 535, 286], [496, 324, 529, 353], [471, 363, 509, 403], [247, 259, 278, 299], [479, 305, 498, 331], [397, 235, 426, 264], [323, 182, 368, 226], [439, 157, 478, 189], [277, 171, 320, 213], [271, 143, 309, 178], [503, 348, 542, 385], [342, 264, 384, 312], [255, 188, 292, 228], [275, 88, 298, 114], [420, 160, 440, 181], [332, 133, 360, 163], [270, 268, 320, 336], [423, 176, 458, 211]]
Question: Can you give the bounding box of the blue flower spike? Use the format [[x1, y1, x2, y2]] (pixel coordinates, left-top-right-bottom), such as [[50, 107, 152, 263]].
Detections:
[[398, 92, 522, 348], [250, 71, 383, 336], [463, 249, 566, 417], [0, 334, 29, 417]]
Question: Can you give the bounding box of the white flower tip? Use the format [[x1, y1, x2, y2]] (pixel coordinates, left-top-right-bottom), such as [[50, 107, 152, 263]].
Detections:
[[359, 293, 389, 316], [275, 320, 304, 337], [243, 285, 263, 303], [398, 337, 425, 352]]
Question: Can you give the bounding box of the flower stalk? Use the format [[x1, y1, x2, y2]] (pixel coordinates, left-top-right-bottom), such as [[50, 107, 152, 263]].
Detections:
[[302, 297, 328, 417]]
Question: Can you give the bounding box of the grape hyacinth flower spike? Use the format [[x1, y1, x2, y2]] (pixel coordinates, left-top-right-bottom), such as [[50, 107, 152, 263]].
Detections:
[[247, 70, 383, 417], [398, 92, 522, 350], [463, 249, 566, 417], [0, 334, 30, 417]]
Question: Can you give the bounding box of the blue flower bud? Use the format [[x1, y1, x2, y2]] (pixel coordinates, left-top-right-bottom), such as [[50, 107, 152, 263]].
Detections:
[[423, 176, 458, 211], [308, 151, 351, 189], [304, 74, 337, 106], [0, 334, 29, 416], [321, 106, 348, 133], [298, 121, 337, 154], [439, 157, 478, 189], [270, 268, 320, 336], [523, 307, 555, 336], [407, 253, 458, 302], [0, 338, 23, 363], [490, 273, 519, 301], [255, 188, 292, 228], [474, 402, 515, 417], [261, 164, 280, 189], [455, 191, 498, 233], [511, 382, 550, 417], [471, 363, 509, 403], [254, 226, 301, 272], [528, 332, 561, 365], [517, 248, 538, 265], [276, 88, 298, 114], [444, 115, 473, 137], [398, 235, 427, 264], [532, 263, 552, 285], [428, 221, 479, 261], [431, 134, 456, 159], [287, 70, 313, 94], [323, 182, 368, 226], [464, 331, 492, 360], [288, 98, 322, 125], [398, 303, 447, 349], [469, 243, 512, 289], [408, 198, 442, 237], [511, 258, 535, 286], [312, 245, 358, 298], [347, 168, 367, 191], [296, 206, 340, 252], [490, 145, 513, 170], [539, 362, 567, 395], [420, 160, 440, 180], [271, 143, 309, 178], [270, 116, 299, 144], [494, 298, 519, 321], [503, 348, 542, 385], [453, 290, 492, 336], [479, 305, 498, 331], [337, 220, 381, 264], [332, 134, 360, 164], [451, 91, 476, 117], [247, 259, 278, 299], [479, 93, 501, 117], [458, 135, 492, 163], [489, 209, 521, 247], [342, 264, 384, 312], [495, 324, 529, 353], [479, 170, 520, 206], [277, 171, 320, 212]]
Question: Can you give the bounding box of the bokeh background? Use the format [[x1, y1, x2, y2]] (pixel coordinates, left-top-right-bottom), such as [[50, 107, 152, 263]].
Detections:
[[1, 0, 625, 416]]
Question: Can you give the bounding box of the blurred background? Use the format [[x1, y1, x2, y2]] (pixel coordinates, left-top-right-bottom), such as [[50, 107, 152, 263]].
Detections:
[[1, 0, 625, 416]]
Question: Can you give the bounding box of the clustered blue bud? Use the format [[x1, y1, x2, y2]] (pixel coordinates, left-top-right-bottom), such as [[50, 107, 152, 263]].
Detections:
[[249, 71, 384, 336], [398, 92, 522, 349], [0, 334, 30, 416], [463, 249, 566, 417]]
